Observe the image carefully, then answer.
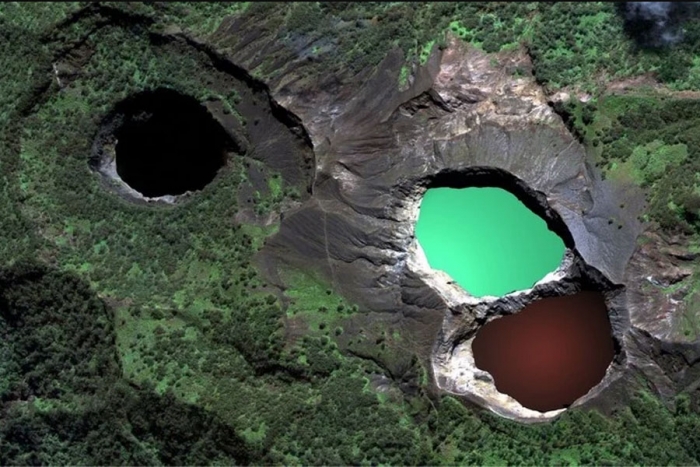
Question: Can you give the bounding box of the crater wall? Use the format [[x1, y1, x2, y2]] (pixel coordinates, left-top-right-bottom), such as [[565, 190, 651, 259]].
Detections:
[[235, 34, 681, 421]]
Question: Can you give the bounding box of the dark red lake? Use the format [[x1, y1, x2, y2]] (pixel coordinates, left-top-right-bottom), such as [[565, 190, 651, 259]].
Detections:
[[472, 291, 615, 412]]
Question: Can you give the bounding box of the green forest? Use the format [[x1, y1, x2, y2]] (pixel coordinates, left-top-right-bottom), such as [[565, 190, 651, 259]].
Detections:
[[1, 2, 700, 465]]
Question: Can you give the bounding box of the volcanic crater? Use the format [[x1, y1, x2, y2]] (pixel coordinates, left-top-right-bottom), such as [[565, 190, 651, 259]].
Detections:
[[112, 88, 231, 198], [471, 291, 615, 413], [405, 167, 628, 420], [91, 88, 238, 202], [89, 35, 315, 208], [405, 168, 620, 415], [253, 33, 656, 423], [135, 27, 696, 424]]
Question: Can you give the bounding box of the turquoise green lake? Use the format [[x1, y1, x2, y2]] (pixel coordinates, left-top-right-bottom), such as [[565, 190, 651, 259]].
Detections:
[[415, 187, 565, 297]]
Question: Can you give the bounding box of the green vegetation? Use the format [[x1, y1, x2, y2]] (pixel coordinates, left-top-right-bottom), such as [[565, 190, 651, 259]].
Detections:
[[5, 2, 700, 101], [557, 95, 700, 235], [601, 98, 700, 233], [419, 39, 436, 65], [8, 20, 297, 317], [678, 272, 700, 340], [215, 2, 700, 94], [0, 263, 251, 465], [398, 64, 410, 89], [159, 2, 251, 36], [2, 262, 700, 465], [284, 278, 343, 318], [2, 2, 700, 465]]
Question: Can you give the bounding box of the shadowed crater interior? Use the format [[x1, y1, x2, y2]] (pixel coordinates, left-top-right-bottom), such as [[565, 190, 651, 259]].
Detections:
[[113, 88, 231, 197], [471, 291, 615, 412], [418, 168, 575, 247]]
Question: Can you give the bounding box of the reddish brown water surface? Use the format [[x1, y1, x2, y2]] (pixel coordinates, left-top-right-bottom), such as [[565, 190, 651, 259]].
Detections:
[[472, 292, 615, 412]]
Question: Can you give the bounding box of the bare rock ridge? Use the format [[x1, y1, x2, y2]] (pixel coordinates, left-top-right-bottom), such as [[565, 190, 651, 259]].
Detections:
[[208, 29, 697, 422]]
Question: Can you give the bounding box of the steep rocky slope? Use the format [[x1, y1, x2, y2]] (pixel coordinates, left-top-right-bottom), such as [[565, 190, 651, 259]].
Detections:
[[205, 26, 700, 421]]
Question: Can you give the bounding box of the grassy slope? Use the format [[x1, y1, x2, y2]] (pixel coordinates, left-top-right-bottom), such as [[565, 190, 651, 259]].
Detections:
[[1, 2, 699, 465]]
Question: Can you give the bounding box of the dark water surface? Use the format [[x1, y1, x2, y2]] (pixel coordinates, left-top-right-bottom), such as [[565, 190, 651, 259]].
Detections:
[[472, 292, 615, 412]]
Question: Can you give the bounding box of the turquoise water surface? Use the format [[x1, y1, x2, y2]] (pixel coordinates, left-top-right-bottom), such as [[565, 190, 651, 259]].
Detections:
[[415, 187, 565, 297]]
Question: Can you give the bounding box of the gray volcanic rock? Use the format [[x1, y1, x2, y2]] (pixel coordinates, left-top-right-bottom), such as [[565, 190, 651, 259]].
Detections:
[[625, 228, 698, 342], [263, 37, 641, 294], [209, 29, 692, 421]]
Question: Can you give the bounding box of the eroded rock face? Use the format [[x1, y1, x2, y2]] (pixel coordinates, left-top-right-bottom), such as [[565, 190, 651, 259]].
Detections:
[[625, 229, 698, 342], [209, 30, 694, 422]]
